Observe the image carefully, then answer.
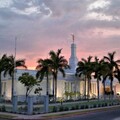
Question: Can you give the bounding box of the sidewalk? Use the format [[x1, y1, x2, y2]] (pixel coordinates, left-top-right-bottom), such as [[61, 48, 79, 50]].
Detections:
[[0, 105, 120, 119]]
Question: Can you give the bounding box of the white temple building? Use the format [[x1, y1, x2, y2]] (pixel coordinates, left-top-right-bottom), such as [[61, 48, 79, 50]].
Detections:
[[1, 39, 120, 100]]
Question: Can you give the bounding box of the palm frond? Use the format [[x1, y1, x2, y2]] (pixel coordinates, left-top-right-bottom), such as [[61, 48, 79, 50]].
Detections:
[[59, 68, 65, 77]]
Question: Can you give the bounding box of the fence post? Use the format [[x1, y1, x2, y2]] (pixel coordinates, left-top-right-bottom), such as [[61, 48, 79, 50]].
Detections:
[[44, 95, 49, 113], [12, 95, 18, 113], [27, 96, 33, 115]]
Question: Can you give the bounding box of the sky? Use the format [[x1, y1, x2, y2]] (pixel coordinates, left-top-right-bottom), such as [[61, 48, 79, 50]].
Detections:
[[0, 0, 120, 69]]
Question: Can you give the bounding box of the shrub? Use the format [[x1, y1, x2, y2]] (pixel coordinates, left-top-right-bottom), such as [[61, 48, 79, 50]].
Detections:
[[64, 106, 69, 111], [114, 103, 116, 105], [93, 104, 97, 108], [59, 106, 64, 111], [24, 106, 27, 111], [80, 105, 85, 109], [33, 112, 35, 115], [18, 101, 25, 105], [89, 105, 93, 108], [75, 105, 79, 109], [101, 103, 105, 107], [98, 104, 101, 107], [71, 106, 75, 110], [5, 100, 11, 104], [85, 105, 89, 109], [52, 106, 57, 112], [1, 105, 6, 112], [117, 103, 120, 105], [105, 103, 107, 106], [109, 103, 112, 106], [33, 107, 40, 112], [66, 99, 74, 102]]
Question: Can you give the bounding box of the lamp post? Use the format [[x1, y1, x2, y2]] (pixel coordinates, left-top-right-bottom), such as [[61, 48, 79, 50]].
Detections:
[[13, 37, 17, 99]]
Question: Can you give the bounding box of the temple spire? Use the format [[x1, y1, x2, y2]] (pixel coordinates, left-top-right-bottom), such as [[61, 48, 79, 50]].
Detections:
[[68, 34, 78, 73]]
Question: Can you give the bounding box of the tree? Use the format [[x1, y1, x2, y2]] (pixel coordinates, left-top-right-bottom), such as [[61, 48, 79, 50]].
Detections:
[[4, 55, 27, 100], [76, 60, 87, 99], [0, 54, 7, 97], [100, 61, 110, 100], [104, 51, 120, 96], [36, 58, 52, 95], [81, 56, 93, 99], [34, 87, 42, 96], [18, 72, 40, 100], [93, 57, 105, 100], [114, 68, 120, 83], [76, 56, 93, 100], [49, 49, 69, 101]]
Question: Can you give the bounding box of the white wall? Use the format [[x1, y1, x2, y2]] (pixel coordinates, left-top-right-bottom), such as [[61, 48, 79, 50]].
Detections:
[[57, 80, 65, 98]]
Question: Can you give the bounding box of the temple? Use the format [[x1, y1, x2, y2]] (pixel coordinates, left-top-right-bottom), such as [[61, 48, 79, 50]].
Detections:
[[1, 36, 120, 101]]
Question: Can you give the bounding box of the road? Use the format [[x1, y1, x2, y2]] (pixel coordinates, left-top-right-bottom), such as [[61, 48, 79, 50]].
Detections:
[[54, 108, 120, 120]]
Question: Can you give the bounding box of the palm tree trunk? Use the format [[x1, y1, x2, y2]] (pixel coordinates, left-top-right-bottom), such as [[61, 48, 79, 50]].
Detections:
[[110, 80, 113, 100], [103, 81, 106, 100], [89, 80, 92, 100], [97, 79, 100, 100], [87, 79, 90, 100], [55, 79, 57, 102], [52, 77, 55, 98], [46, 74, 49, 95], [84, 76, 87, 99], [54, 73, 58, 102], [0, 73, 2, 98]]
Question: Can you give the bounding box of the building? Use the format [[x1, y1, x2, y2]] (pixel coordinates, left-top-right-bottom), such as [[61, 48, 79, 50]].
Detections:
[[1, 39, 120, 100]]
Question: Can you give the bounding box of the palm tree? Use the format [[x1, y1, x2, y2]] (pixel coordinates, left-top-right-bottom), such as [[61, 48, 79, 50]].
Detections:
[[4, 55, 27, 100], [76, 56, 93, 100], [93, 57, 105, 100], [36, 58, 52, 95], [114, 68, 120, 83], [82, 56, 93, 99], [100, 61, 110, 100], [76, 60, 87, 99], [0, 54, 7, 97], [104, 51, 120, 97], [49, 49, 69, 101], [93, 57, 101, 100]]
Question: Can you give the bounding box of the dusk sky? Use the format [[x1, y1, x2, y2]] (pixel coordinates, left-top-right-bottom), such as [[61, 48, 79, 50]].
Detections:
[[0, 0, 120, 69]]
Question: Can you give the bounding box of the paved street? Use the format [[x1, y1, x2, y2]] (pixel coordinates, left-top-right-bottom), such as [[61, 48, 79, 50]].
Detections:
[[54, 108, 120, 120]]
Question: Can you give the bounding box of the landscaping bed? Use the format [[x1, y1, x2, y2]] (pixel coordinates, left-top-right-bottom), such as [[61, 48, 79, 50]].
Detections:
[[0, 99, 120, 115]]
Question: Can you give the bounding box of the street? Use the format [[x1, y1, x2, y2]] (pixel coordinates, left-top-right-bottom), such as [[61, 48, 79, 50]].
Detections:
[[54, 108, 120, 120]]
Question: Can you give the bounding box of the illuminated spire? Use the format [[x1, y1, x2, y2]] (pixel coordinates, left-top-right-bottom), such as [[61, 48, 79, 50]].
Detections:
[[69, 34, 78, 73]]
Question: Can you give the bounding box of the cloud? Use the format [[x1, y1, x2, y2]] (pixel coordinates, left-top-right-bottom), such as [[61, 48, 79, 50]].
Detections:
[[0, 0, 120, 69], [0, 0, 52, 21], [86, 0, 120, 21]]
